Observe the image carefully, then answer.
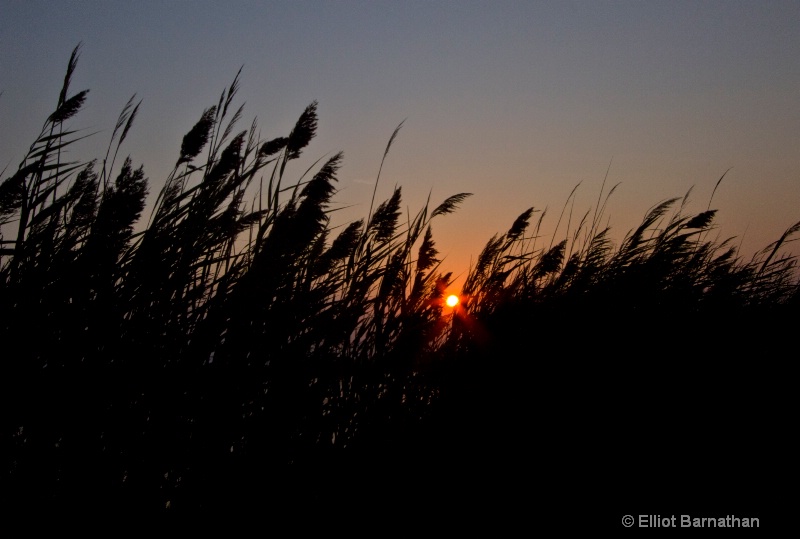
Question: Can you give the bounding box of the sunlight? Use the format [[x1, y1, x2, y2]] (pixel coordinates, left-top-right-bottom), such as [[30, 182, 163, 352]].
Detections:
[[445, 294, 460, 308]]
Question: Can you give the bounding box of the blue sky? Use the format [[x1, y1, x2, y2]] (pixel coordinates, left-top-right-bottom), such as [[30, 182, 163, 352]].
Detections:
[[2, 0, 799, 286]]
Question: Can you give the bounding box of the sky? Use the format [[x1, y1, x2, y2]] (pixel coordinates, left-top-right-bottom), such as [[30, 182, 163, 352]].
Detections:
[[2, 0, 799, 289]]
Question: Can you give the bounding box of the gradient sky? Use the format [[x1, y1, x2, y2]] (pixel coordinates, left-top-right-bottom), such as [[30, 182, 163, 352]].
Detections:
[[2, 0, 799, 288]]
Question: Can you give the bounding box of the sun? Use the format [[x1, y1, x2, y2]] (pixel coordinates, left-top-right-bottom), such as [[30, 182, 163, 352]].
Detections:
[[445, 294, 460, 308]]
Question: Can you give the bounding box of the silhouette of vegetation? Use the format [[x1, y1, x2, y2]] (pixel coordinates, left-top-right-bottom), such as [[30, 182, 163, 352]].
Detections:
[[2, 45, 797, 518]]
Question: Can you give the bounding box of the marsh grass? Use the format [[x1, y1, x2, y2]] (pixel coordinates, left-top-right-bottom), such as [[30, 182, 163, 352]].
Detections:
[[2, 45, 798, 515]]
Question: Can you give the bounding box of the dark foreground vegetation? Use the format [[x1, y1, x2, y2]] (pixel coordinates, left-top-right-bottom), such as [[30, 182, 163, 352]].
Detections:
[[2, 45, 797, 524]]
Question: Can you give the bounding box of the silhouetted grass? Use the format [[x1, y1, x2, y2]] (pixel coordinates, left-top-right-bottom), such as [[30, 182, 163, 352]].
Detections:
[[2, 45, 797, 519]]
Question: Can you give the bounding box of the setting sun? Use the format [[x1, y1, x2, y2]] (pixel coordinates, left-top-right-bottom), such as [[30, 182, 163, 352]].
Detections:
[[445, 295, 460, 308]]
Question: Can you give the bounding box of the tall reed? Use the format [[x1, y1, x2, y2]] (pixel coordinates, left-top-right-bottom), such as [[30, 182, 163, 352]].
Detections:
[[2, 44, 797, 513]]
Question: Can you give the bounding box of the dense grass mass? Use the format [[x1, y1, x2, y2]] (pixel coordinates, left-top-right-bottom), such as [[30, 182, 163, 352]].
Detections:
[[2, 46, 798, 521]]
